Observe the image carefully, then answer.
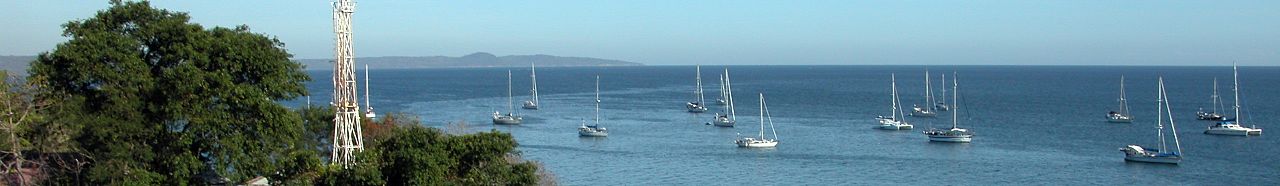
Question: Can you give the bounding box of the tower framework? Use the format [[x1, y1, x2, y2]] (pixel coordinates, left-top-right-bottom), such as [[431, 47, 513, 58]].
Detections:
[[331, 0, 363, 167]]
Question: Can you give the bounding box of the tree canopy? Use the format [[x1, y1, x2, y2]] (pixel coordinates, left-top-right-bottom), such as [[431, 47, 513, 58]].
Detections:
[[29, 1, 309, 184], [20, 1, 550, 185]]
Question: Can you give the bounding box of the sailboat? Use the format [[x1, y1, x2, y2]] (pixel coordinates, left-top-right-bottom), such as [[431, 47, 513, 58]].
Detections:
[[1107, 76, 1134, 123], [579, 76, 608, 137], [1120, 77, 1183, 164], [493, 70, 523, 125], [1196, 78, 1226, 121], [712, 69, 736, 127], [935, 73, 950, 111], [686, 65, 709, 113], [522, 63, 540, 110], [924, 73, 973, 142], [363, 64, 377, 118], [877, 74, 913, 130], [1204, 63, 1263, 136], [735, 93, 779, 148], [715, 72, 728, 106], [911, 70, 938, 117]]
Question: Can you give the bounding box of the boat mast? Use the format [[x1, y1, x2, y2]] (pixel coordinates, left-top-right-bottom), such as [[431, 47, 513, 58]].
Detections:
[[531, 63, 538, 105], [1161, 77, 1183, 155], [726, 69, 736, 121], [924, 69, 933, 112], [940, 73, 947, 106], [1156, 77, 1167, 152], [364, 64, 370, 111], [952, 72, 959, 129], [1233, 62, 1241, 123], [893, 75, 906, 122], [1212, 78, 1219, 114], [720, 74, 727, 102], [764, 94, 778, 140], [1119, 76, 1128, 116], [758, 93, 766, 139], [507, 70, 514, 114], [695, 65, 704, 104], [595, 76, 601, 126]]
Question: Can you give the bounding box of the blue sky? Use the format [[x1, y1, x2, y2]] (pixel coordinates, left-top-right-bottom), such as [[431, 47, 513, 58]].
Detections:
[[2, 0, 1277, 66]]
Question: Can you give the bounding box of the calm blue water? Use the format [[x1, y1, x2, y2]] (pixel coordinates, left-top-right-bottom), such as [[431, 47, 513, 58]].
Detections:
[[292, 65, 1280, 185]]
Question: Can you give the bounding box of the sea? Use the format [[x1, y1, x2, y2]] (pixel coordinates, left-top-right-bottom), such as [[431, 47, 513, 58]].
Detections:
[[289, 65, 1280, 185]]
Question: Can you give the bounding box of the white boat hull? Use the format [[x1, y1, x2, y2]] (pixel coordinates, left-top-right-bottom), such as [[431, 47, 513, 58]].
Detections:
[[877, 118, 912, 130], [492, 115, 522, 125], [1204, 128, 1262, 136], [911, 109, 936, 117], [687, 102, 707, 113], [736, 139, 778, 148], [880, 124, 913, 130], [713, 120, 735, 127], [522, 101, 538, 110], [365, 112, 377, 118], [579, 130, 608, 137]]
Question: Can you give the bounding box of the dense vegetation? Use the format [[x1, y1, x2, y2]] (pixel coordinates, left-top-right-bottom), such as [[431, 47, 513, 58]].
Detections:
[[2, 1, 547, 185]]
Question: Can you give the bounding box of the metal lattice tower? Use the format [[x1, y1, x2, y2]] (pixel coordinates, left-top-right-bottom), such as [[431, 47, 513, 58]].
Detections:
[[331, 0, 363, 167]]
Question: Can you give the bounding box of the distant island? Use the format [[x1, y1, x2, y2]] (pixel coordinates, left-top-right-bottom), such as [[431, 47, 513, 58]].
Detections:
[[0, 53, 642, 74], [295, 52, 643, 70], [0, 55, 36, 75]]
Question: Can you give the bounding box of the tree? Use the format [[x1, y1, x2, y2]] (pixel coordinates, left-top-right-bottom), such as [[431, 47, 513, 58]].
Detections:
[[0, 71, 53, 186], [29, 1, 309, 184]]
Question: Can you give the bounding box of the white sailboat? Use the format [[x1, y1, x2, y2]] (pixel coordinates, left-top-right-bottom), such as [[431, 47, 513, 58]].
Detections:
[[493, 70, 523, 125], [522, 63, 540, 110], [935, 73, 950, 111], [712, 69, 737, 127], [912, 70, 938, 117], [1120, 77, 1183, 164], [715, 72, 728, 106], [924, 73, 973, 142], [580, 76, 608, 137], [877, 74, 913, 130], [1108, 76, 1134, 123], [1205, 63, 1262, 136], [1196, 78, 1227, 121], [735, 93, 779, 148], [363, 64, 376, 118], [686, 65, 709, 113]]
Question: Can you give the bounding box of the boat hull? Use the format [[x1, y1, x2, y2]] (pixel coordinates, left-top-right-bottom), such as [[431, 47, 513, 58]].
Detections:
[[736, 140, 778, 148], [927, 135, 972, 143], [522, 101, 538, 110], [687, 102, 708, 113], [877, 118, 912, 130], [1204, 128, 1262, 136], [1124, 156, 1181, 164], [911, 110, 936, 117], [492, 115, 522, 125], [1107, 117, 1132, 123], [713, 120, 735, 127], [880, 124, 912, 130], [578, 130, 608, 137]]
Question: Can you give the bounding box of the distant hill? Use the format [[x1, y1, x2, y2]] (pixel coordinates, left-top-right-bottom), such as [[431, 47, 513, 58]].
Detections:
[[0, 53, 643, 74], [295, 52, 643, 70], [0, 55, 36, 75]]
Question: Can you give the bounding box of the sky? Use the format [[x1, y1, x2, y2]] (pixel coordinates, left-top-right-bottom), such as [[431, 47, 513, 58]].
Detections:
[[2, 0, 1278, 66]]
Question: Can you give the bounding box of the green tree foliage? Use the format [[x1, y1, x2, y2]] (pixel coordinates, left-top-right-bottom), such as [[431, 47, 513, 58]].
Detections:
[[29, 1, 309, 184], [374, 126, 538, 185], [315, 113, 541, 185]]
